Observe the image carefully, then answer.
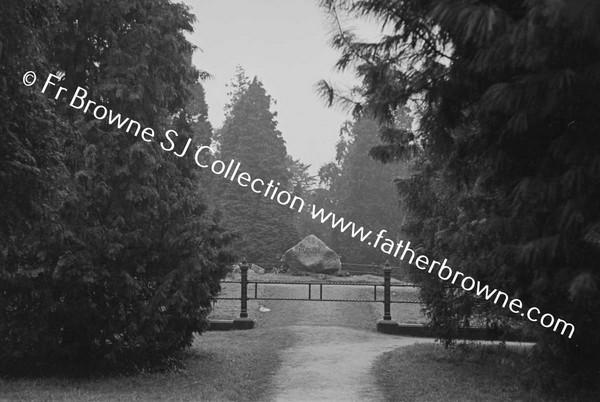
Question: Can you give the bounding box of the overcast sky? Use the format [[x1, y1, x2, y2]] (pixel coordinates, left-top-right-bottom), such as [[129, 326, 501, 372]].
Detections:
[[182, 0, 366, 175]]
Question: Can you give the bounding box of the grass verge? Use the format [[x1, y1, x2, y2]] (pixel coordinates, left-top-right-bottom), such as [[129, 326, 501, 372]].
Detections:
[[0, 327, 295, 402], [373, 342, 595, 402]]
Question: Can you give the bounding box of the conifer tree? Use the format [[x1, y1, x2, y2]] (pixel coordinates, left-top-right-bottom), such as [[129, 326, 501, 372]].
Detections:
[[1, 0, 234, 371], [317, 116, 410, 265], [320, 0, 600, 386], [218, 72, 298, 262]]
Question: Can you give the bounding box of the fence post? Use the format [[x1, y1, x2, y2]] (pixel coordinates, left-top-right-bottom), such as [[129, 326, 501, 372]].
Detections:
[[377, 260, 399, 334], [233, 259, 254, 330], [239, 260, 249, 318], [383, 261, 392, 321]]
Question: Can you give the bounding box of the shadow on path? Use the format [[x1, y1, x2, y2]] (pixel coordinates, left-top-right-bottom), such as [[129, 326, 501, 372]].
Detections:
[[269, 325, 432, 402], [246, 282, 434, 401]]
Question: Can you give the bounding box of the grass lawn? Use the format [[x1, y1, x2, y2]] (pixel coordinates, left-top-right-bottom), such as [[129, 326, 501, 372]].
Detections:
[[0, 327, 296, 402], [373, 342, 595, 402]]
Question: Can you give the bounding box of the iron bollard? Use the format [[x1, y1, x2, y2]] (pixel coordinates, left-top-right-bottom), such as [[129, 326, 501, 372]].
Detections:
[[377, 260, 399, 334], [240, 259, 249, 318], [233, 259, 254, 329], [383, 260, 392, 321]]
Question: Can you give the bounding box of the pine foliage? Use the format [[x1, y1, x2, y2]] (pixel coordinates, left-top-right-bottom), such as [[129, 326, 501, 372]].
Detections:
[[218, 73, 298, 262], [0, 0, 234, 372], [321, 0, 600, 386], [316, 116, 411, 264]]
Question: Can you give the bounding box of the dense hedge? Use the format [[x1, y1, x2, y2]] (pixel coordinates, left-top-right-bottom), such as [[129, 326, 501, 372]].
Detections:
[[0, 0, 235, 373]]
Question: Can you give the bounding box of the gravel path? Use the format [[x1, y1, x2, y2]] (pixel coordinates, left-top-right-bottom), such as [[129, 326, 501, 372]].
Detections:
[[245, 279, 432, 401], [269, 326, 431, 402]]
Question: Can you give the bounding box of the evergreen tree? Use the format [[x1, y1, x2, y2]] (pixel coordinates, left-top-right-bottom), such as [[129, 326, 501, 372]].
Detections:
[[320, 0, 600, 388], [317, 116, 411, 265], [286, 156, 317, 194], [218, 73, 298, 262], [286, 156, 318, 239], [0, 0, 70, 276], [1, 0, 234, 372], [337, 117, 409, 264]]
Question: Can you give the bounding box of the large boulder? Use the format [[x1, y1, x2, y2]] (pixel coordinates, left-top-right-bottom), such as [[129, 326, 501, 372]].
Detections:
[[281, 235, 341, 274], [250, 264, 265, 274]]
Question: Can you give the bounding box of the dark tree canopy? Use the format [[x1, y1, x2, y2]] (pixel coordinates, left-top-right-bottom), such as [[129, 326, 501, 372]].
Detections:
[[321, 0, 600, 386], [0, 0, 234, 372]]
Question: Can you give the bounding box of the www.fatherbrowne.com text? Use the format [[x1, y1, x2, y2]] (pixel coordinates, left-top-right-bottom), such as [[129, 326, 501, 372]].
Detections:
[[32, 71, 576, 339]]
